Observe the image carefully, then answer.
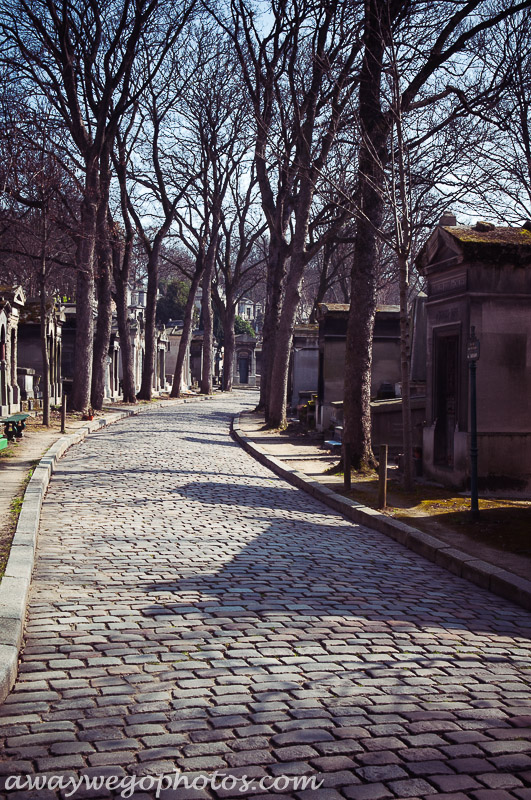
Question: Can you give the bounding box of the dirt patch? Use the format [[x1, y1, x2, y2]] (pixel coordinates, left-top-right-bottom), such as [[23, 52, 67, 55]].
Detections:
[[0, 408, 105, 580], [0, 461, 39, 579], [328, 472, 531, 582], [22, 408, 105, 434]]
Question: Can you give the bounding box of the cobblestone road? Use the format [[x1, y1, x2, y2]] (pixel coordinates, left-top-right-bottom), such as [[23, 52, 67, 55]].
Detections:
[[1, 394, 530, 800]]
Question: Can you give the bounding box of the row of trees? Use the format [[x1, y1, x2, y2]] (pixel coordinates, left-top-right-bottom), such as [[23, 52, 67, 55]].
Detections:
[[1, 0, 530, 480]]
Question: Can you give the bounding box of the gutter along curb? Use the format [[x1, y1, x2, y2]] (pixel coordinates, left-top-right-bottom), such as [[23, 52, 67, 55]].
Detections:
[[232, 413, 531, 615], [0, 393, 216, 704]]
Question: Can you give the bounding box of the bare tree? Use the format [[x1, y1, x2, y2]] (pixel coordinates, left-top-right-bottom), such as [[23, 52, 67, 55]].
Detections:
[[0, 93, 78, 424], [166, 226, 208, 397], [214, 190, 266, 391], [212, 0, 363, 426], [113, 19, 201, 400], [112, 127, 139, 403], [347, 32, 488, 487], [342, 0, 531, 472], [1, 0, 194, 411], [459, 10, 531, 224], [163, 24, 261, 395]]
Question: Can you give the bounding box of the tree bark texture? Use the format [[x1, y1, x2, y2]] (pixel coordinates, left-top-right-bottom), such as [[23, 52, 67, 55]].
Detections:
[[267, 161, 316, 427], [114, 275, 135, 403], [39, 280, 50, 427], [91, 205, 113, 409], [222, 299, 236, 392], [200, 233, 218, 395], [91, 251, 112, 410], [343, 225, 379, 469], [343, 0, 389, 470], [38, 205, 50, 427], [91, 156, 113, 410], [267, 197, 313, 428], [71, 173, 99, 412], [171, 252, 205, 398], [266, 271, 302, 428], [259, 236, 288, 413], [112, 148, 137, 404], [112, 231, 136, 404], [398, 252, 413, 490], [137, 243, 160, 400]]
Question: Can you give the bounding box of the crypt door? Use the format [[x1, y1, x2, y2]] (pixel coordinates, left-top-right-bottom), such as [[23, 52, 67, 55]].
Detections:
[[434, 332, 459, 467], [238, 354, 249, 384]]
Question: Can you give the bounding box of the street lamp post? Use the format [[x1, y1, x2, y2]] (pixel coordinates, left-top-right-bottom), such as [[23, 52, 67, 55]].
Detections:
[[467, 326, 480, 521]]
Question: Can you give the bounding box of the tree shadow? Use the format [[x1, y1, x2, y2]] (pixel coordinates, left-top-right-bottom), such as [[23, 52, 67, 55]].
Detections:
[[426, 506, 531, 557], [140, 511, 531, 640], [164, 480, 329, 515]]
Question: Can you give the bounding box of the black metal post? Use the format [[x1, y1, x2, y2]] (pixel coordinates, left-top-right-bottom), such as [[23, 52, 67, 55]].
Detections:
[[61, 393, 67, 434], [469, 355, 479, 520], [343, 442, 351, 491]]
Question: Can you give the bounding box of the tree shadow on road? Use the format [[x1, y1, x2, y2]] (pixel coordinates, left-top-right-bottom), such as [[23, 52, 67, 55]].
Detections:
[[140, 494, 531, 643]]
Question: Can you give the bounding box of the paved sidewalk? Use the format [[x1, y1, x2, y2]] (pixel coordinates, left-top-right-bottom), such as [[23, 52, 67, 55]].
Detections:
[[0, 393, 530, 799]]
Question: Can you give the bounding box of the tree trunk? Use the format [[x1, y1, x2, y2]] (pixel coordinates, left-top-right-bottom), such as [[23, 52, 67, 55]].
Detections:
[[343, 214, 379, 469], [222, 301, 236, 392], [71, 174, 99, 412], [200, 234, 218, 395], [266, 273, 302, 428], [267, 187, 313, 428], [91, 263, 112, 409], [267, 167, 315, 428], [112, 148, 136, 404], [171, 253, 204, 397], [91, 156, 113, 410], [39, 280, 50, 427], [137, 245, 160, 400], [309, 245, 332, 323], [115, 276, 135, 403], [112, 233, 136, 404], [259, 236, 287, 413], [91, 218, 113, 410], [342, 0, 388, 471], [398, 252, 413, 490]]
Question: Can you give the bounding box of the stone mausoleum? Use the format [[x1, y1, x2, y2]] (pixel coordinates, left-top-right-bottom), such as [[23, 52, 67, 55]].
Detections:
[[417, 217, 531, 492], [288, 324, 319, 409], [0, 286, 25, 415], [316, 303, 401, 431], [234, 333, 258, 387], [17, 299, 65, 406]]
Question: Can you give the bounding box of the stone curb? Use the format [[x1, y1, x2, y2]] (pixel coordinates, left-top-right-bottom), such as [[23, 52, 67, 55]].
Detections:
[[232, 413, 531, 614], [0, 392, 216, 703]]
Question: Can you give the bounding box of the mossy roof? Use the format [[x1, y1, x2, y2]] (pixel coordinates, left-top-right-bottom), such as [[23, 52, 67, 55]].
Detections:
[[294, 323, 319, 331], [318, 303, 399, 314], [443, 225, 531, 247], [318, 303, 349, 313]]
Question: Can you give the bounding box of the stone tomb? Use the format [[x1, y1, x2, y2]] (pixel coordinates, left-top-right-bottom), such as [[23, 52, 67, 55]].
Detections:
[[234, 333, 258, 387], [165, 322, 191, 393], [288, 323, 319, 409], [316, 303, 401, 431], [416, 219, 531, 491], [105, 328, 121, 401], [154, 327, 169, 393], [17, 299, 65, 406], [0, 286, 25, 415]]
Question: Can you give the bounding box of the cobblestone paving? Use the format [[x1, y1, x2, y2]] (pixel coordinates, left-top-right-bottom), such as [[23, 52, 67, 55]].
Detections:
[[1, 393, 530, 799]]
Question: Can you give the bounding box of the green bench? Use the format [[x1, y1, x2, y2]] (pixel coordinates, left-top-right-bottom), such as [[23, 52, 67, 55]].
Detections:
[[0, 413, 30, 441]]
